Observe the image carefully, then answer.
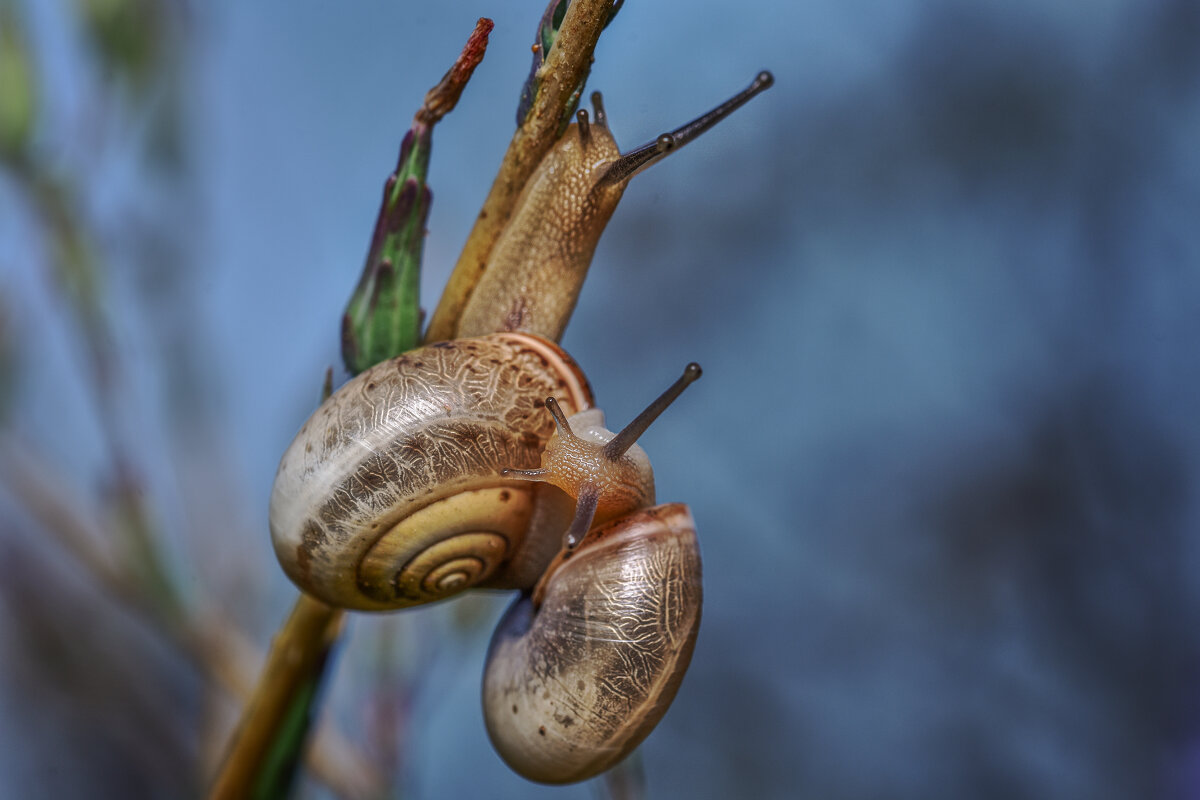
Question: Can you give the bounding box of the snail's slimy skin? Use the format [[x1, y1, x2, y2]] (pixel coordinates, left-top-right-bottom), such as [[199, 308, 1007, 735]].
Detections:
[[455, 118, 626, 343]]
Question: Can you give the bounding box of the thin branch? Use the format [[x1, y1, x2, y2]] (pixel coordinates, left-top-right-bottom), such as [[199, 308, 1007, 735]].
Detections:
[[190, 617, 383, 800], [208, 594, 347, 800]]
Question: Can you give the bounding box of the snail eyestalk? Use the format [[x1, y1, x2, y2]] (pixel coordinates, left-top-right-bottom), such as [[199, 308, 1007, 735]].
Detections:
[[598, 70, 775, 188], [576, 109, 591, 146], [604, 362, 702, 460], [563, 484, 600, 549], [545, 396, 581, 441], [510, 365, 700, 550], [590, 91, 608, 127], [598, 134, 674, 187], [500, 397, 581, 481]]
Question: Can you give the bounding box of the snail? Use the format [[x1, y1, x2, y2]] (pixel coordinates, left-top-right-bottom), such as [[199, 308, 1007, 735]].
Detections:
[[269, 67, 775, 785], [269, 332, 703, 783], [427, 70, 775, 343]]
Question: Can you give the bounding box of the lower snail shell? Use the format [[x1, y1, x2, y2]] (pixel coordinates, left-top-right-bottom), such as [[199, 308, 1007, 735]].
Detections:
[[269, 332, 592, 611], [482, 503, 702, 784]]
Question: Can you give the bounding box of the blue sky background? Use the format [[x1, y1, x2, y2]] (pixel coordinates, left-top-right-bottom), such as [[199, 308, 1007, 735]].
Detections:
[[2, 1, 1199, 798]]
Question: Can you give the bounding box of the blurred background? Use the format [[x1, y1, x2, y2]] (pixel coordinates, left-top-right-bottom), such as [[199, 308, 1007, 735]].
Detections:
[[2, 0, 1199, 797]]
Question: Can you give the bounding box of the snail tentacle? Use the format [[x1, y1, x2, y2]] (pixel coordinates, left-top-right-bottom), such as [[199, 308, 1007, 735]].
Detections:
[[562, 483, 600, 550]]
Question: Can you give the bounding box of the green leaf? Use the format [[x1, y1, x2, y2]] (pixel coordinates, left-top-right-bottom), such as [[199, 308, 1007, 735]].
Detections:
[[342, 19, 493, 375]]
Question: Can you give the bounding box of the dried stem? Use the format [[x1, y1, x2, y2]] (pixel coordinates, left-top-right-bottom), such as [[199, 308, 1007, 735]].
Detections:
[[423, 0, 616, 343]]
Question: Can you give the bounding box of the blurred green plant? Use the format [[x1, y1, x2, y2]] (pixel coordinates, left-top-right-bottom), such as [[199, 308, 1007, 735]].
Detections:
[[0, 300, 14, 424], [2, 0, 184, 617], [0, 3, 36, 161], [75, 0, 166, 92], [1, 0, 372, 796]]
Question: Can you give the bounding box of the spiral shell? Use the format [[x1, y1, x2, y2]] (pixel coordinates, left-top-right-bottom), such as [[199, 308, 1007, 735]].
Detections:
[[482, 503, 701, 783], [269, 333, 592, 610]]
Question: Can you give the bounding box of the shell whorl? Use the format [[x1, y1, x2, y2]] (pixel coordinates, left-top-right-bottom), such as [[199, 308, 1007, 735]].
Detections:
[[482, 503, 702, 784], [269, 332, 593, 611]]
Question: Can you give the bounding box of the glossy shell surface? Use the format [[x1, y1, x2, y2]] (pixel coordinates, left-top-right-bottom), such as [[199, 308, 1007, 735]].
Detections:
[[482, 503, 701, 783], [269, 332, 592, 610]]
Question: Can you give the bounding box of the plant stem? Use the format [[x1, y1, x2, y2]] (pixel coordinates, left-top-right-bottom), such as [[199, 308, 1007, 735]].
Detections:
[[423, 0, 616, 343], [213, 5, 620, 793], [208, 595, 345, 800]]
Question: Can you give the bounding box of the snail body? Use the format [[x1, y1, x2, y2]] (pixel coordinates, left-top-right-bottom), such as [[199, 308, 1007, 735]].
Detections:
[[440, 71, 775, 343], [269, 333, 704, 782], [454, 114, 624, 342]]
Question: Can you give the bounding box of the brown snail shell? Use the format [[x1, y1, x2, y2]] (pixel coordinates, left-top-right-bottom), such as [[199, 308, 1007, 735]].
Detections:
[[482, 503, 701, 784], [268, 332, 591, 611]]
